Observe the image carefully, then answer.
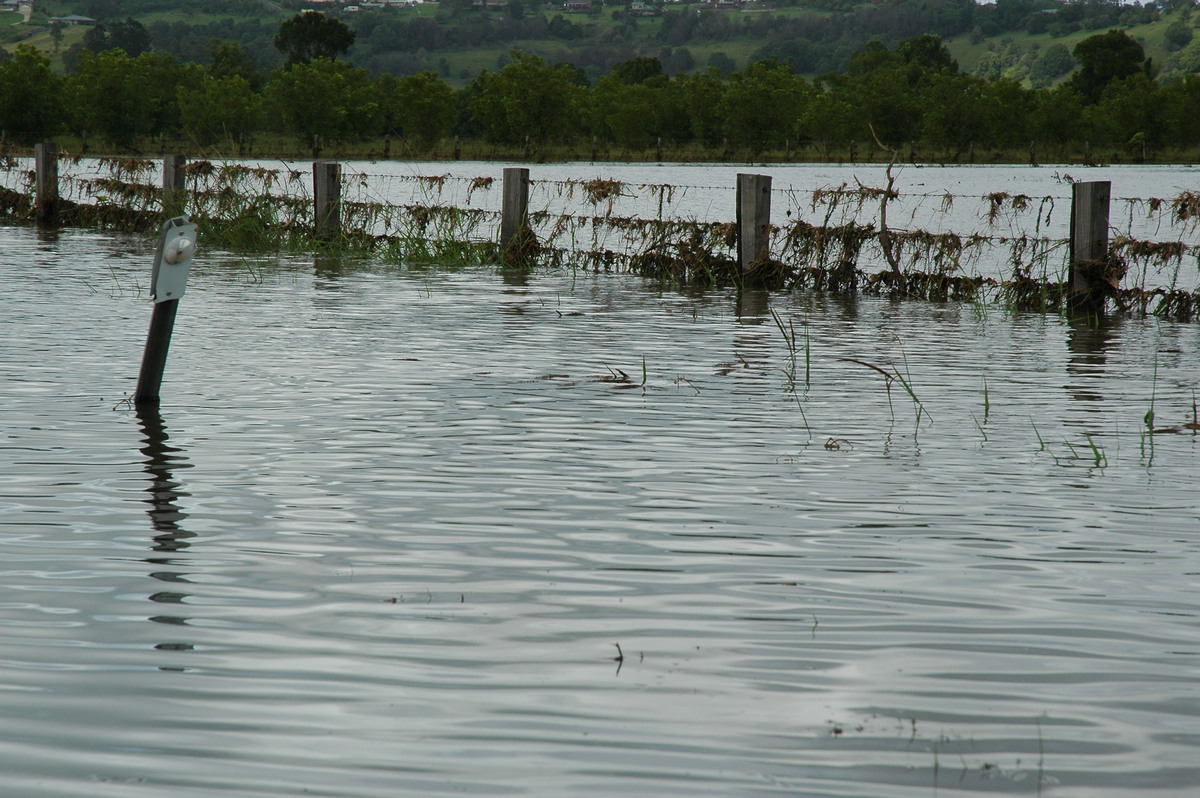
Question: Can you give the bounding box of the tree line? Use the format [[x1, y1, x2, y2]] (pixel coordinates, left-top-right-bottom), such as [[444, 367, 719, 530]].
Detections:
[[0, 13, 1195, 158]]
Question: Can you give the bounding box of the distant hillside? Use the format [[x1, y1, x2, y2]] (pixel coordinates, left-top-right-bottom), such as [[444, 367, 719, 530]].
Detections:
[[0, 0, 1194, 86]]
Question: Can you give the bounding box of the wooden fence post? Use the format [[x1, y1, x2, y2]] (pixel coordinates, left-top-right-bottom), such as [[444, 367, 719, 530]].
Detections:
[[313, 160, 341, 240], [162, 154, 187, 218], [35, 142, 59, 225], [500, 167, 533, 266], [736, 173, 772, 274], [1069, 180, 1111, 318]]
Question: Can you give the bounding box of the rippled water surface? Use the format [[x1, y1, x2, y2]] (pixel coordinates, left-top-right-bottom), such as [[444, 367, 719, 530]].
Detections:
[[3, 223, 1200, 797]]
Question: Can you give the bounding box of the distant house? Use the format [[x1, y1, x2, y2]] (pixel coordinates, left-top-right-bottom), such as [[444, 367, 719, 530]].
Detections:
[[49, 15, 97, 25], [563, 0, 591, 10], [629, 1, 658, 15]]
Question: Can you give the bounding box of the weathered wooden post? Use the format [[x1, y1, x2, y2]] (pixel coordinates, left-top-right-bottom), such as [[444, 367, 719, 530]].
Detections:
[[656, 136, 663, 162], [453, 135, 462, 160], [313, 160, 341, 240], [35, 142, 59, 225], [500, 167, 533, 266], [1068, 180, 1112, 318], [134, 216, 199, 407], [736, 173, 772, 275], [162, 154, 187, 218]]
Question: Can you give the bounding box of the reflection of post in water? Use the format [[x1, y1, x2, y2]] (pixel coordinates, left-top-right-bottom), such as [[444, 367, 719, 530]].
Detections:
[[736, 288, 770, 322], [136, 409, 196, 655], [313, 254, 349, 283], [1065, 316, 1120, 403], [725, 289, 773, 375], [500, 265, 529, 287], [138, 408, 193, 545]]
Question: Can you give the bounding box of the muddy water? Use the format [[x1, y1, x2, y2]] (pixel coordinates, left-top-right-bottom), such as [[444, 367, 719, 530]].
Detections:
[[2, 222, 1200, 796]]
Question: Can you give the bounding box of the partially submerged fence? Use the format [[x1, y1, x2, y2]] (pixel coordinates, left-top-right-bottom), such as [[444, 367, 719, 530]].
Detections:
[[2, 149, 1199, 320]]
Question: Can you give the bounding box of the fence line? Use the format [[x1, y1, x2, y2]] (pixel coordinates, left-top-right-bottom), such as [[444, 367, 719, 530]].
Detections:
[[2, 151, 1200, 319]]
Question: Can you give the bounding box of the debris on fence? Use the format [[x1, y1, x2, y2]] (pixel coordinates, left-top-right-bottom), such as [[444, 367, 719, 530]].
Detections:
[[1, 152, 1199, 321]]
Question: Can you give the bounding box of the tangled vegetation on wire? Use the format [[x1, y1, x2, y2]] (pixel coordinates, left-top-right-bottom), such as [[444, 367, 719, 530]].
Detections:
[[1, 156, 1199, 321]]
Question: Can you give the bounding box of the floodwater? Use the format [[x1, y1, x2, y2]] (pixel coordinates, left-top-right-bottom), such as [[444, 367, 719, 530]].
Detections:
[[3, 219, 1200, 797]]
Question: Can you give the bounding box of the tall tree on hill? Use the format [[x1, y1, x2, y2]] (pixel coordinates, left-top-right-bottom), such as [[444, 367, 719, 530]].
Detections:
[[1069, 29, 1153, 104], [273, 12, 356, 67]]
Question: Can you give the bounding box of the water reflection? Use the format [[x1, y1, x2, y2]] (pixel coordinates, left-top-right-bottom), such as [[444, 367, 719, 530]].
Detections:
[[735, 288, 770, 321], [136, 409, 196, 655], [500, 265, 529, 286], [1065, 316, 1121, 403], [137, 408, 193, 549], [313, 254, 348, 282]]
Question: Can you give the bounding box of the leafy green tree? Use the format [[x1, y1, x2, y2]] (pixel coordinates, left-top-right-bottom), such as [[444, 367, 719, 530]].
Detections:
[[387, 71, 455, 150], [978, 77, 1035, 147], [82, 18, 152, 58], [721, 58, 813, 151], [1165, 20, 1194, 51], [896, 33, 958, 74], [208, 39, 260, 87], [1069, 29, 1153, 104], [707, 51, 735, 75], [469, 51, 584, 145], [609, 56, 663, 85], [589, 71, 675, 149], [0, 46, 66, 144], [1157, 75, 1200, 148], [675, 69, 726, 146], [1031, 82, 1087, 144], [1168, 36, 1200, 74], [824, 42, 923, 145], [1029, 43, 1075, 88], [273, 12, 356, 67], [1087, 72, 1164, 148], [919, 72, 987, 147], [264, 58, 382, 142], [68, 49, 183, 147], [177, 71, 263, 146]]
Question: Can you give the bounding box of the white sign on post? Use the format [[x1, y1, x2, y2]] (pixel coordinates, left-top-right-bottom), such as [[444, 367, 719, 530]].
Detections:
[[150, 215, 199, 303]]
